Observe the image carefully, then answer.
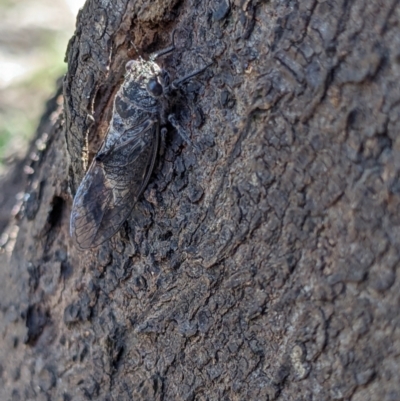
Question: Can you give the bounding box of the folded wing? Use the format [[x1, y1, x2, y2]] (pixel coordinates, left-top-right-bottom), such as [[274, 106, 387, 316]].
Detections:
[[70, 122, 159, 249]]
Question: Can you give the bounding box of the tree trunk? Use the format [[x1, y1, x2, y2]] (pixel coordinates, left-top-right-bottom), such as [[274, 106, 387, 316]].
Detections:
[[1, 0, 400, 399]]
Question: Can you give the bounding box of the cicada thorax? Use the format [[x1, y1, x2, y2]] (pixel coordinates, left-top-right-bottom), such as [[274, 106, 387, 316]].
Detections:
[[122, 82, 159, 110]]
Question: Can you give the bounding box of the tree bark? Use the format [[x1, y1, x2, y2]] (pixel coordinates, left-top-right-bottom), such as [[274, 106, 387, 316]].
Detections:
[[1, 0, 400, 399]]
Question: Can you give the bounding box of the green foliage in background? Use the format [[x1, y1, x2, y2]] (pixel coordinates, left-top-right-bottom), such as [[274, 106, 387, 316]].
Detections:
[[0, 0, 76, 171]]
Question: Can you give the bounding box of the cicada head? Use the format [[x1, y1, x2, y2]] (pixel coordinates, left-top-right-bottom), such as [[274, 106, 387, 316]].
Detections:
[[124, 58, 170, 106]]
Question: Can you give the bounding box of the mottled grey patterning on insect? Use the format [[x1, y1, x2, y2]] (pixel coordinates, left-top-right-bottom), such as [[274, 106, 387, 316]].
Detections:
[[70, 47, 209, 250]]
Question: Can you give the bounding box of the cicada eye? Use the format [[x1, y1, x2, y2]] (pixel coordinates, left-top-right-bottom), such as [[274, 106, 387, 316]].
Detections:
[[147, 77, 163, 97]]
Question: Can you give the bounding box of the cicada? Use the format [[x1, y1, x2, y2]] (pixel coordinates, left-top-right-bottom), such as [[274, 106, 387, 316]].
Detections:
[[70, 39, 210, 249]]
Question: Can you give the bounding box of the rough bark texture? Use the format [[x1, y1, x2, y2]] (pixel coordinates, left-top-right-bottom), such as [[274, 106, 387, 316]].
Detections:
[[1, 0, 400, 399]]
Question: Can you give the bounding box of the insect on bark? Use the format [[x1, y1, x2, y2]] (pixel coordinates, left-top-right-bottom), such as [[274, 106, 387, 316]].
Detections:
[[70, 34, 210, 249]]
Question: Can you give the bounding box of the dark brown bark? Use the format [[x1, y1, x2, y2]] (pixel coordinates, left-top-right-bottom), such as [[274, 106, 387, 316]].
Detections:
[[1, 0, 400, 399]]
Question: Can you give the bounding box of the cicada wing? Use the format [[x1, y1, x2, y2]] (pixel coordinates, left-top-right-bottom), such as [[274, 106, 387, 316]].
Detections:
[[70, 122, 159, 249], [98, 119, 155, 169]]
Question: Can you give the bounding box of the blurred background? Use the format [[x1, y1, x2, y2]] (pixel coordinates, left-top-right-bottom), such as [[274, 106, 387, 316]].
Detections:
[[0, 0, 85, 174]]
